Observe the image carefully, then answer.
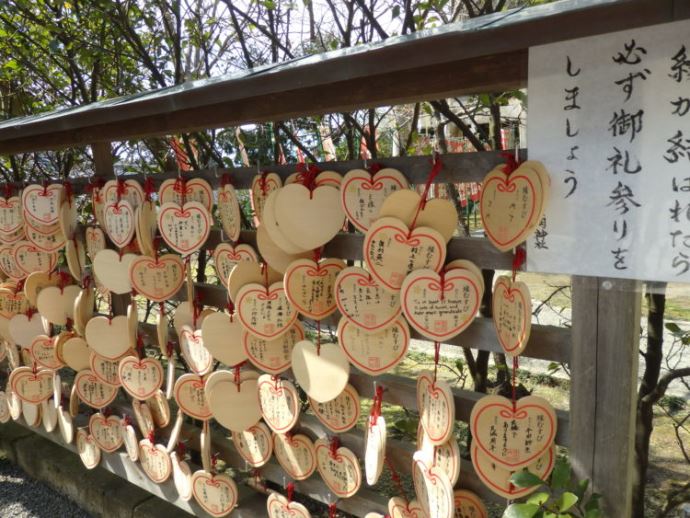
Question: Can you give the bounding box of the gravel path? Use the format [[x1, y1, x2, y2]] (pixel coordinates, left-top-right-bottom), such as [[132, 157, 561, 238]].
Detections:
[[0, 457, 92, 518]]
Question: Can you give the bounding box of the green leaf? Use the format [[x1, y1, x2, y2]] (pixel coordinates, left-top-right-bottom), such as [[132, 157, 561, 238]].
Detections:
[[585, 510, 602, 518], [391, 5, 401, 18], [558, 492, 578, 512], [575, 478, 589, 501], [510, 470, 544, 488], [550, 456, 570, 489], [665, 322, 682, 333], [526, 492, 549, 505], [503, 504, 540, 518], [585, 493, 602, 512]]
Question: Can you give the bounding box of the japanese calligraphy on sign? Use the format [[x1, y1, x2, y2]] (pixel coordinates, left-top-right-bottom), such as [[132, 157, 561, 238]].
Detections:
[[527, 20, 690, 282]]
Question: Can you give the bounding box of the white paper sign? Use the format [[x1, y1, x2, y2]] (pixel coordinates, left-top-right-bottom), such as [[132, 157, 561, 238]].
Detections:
[[527, 20, 690, 282]]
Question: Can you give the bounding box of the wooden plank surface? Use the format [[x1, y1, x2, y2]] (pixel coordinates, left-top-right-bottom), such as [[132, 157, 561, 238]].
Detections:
[[592, 278, 641, 518], [63, 150, 524, 192], [569, 276, 598, 483], [180, 281, 570, 363], [1, 1, 687, 153]]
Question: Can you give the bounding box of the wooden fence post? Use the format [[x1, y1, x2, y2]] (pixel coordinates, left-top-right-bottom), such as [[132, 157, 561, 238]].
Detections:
[[570, 276, 641, 517], [91, 142, 131, 316]]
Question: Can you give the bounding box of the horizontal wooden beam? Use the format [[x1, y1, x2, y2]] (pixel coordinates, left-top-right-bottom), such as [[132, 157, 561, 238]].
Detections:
[[0, 0, 687, 154], [64, 150, 522, 192], [181, 282, 570, 363]]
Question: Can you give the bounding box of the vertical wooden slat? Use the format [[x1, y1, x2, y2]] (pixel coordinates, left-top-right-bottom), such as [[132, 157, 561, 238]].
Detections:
[[570, 276, 641, 517], [569, 276, 599, 483], [91, 142, 130, 316], [593, 277, 640, 518]]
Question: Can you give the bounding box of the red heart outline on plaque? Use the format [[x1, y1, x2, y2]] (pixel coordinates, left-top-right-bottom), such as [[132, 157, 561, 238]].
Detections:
[[480, 166, 545, 252], [284, 258, 344, 320], [0, 196, 23, 234], [453, 489, 488, 518], [416, 371, 455, 446], [212, 243, 257, 284], [273, 433, 317, 481], [22, 184, 63, 226], [315, 438, 362, 499], [257, 374, 299, 434], [89, 413, 124, 453], [76, 429, 101, 469], [103, 200, 135, 248], [139, 439, 172, 483], [412, 453, 454, 518], [236, 282, 297, 340], [9, 367, 53, 404], [173, 373, 211, 421], [471, 442, 554, 500], [340, 168, 408, 233], [400, 268, 481, 342], [492, 275, 532, 356], [85, 227, 106, 260], [243, 322, 303, 375], [129, 254, 185, 302], [470, 395, 557, 470], [103, 179, 144, 208], [334, 266, 401, 333], [13, 241, 57, 276], [179, 325, 213, 375], [90, 353, 121, 386], [30, 335, 63, 370], [250, 172, 282, 226], [309, 383, 360, 434], [363, 217, 446, 292], [267, 492, 311, 518], [337, 316, 409, 376], [191, 471, 238, 518], [159, 178, 213, 211], [24, 218, 65, 253], [388, 496, 427, 518], [231, 422, 273, 468], [74, 370, 118, 409], [118, 356, 164, 400], [217, 184, 242, 242], [158, 201, 211, 255]]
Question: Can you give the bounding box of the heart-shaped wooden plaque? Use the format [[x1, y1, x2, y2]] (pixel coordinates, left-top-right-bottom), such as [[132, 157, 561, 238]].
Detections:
[[364, 217, 445, 292], [470, 394, 557, 469], [492, 275, 532, 357], [400, 267, 482, 342]]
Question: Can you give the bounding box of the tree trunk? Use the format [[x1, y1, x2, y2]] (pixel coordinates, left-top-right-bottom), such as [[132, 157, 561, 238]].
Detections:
[[473, 269, 495, 392], [632, 283, 666, 518]]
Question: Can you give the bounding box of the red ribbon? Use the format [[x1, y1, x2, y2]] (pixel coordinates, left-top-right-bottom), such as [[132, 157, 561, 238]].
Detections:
[[512, 246, 526, 282], [409, 154, 443, 231], [329, 436, 340, 458], [328, 503, 337, 518], [368, 162, 383, 175], [500, 151, 523, 175], [144, 177, 155, 202], [369, 385, 384, 428], [147, 431, 155, 443], [286, 482, 294, 503], [3, 183, 12, 198], [177, 442, 186, 457], [65, 317, 73, 332], [62, 180, 73, 204], [384, 457, 406, 500], [221, 174, 232, 187], [136, 335, 144, 359], [116, 178, 126, 202], [211, 452, 219, 471], [512, 356, 519, 412], [296, 163, 322, 194]]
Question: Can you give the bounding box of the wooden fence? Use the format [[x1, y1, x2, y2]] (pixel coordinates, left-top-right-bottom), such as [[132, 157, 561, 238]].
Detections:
[[2, 1, 688, 516]]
